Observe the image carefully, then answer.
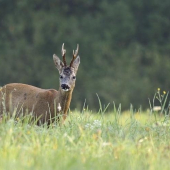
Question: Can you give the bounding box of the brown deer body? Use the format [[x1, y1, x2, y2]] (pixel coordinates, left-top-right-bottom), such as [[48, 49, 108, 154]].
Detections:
[[0, 44, 80, 125]]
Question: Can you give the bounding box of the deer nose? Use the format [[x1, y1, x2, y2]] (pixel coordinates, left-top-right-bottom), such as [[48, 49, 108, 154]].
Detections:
[[61, 84, 70, 91]]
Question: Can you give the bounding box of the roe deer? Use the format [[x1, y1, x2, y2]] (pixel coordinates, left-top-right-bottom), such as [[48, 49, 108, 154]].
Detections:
[[0, 44, 80, 125]]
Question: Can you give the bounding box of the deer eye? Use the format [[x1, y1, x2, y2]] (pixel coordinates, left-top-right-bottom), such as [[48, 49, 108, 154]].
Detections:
[[60, 75, 63, 79], [73, 76, 76, 80]]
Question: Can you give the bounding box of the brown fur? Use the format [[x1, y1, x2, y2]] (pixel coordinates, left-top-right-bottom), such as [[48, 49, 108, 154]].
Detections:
[[0, 83, 73, 125]]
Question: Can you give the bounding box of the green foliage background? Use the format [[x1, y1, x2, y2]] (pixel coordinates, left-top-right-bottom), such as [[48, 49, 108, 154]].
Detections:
[[0, 0, 170, 110]]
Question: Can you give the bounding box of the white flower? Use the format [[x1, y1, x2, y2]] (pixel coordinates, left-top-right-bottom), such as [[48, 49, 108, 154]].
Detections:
[[85, 120, 102, 130], [93, 120, 102, 128]]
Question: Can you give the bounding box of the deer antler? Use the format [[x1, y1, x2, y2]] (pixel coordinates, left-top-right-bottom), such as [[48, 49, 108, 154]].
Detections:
[[61, 43, 67, 66], [70, 44, 79, 67]]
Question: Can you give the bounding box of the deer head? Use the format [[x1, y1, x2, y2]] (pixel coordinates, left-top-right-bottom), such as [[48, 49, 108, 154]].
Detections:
[[53, 44, 80, 92]]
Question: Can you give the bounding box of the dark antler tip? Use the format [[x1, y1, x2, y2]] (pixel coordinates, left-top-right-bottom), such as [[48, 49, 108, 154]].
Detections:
[[70, 44, 79, 67]]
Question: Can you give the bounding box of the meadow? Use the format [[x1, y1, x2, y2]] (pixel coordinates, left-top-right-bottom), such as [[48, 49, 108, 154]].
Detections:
[[0, 90, 170, 170]]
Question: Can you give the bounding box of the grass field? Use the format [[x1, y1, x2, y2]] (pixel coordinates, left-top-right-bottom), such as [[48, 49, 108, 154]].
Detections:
[[0, 90, 170, 170], [0, 107, 170, 170]]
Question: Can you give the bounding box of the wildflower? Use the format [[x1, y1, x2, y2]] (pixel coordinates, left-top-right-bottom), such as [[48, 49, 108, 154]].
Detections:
[[157, 88, 160, 91], [93, 133, 98, 140], [27, 131, 30, 134], [147, 148, 152, 154], [84, 123, 93, 129], [163, 91, 166, 94], [145, 127, 150, 131], [84, 120, 102, 130], [84, 123, 90, 129], [153, 106, 161, 111], [53, 144, 57, 150], [92, 130, 101, 140], [102, 142, 111, 147], [138, 137, 147, 143], [93, 120, 102, 128]]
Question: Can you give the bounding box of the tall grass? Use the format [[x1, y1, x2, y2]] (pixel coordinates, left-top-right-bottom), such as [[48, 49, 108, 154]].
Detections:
[[0, 90, 170, 170]]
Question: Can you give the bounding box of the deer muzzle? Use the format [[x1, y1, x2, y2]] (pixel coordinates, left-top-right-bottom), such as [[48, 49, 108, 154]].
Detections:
[[61, 84, 70, 91]]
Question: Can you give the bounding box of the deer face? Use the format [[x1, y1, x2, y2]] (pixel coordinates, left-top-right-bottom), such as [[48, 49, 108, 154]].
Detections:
[[59, 67, 76, 91], [53, 44, 80, 92]]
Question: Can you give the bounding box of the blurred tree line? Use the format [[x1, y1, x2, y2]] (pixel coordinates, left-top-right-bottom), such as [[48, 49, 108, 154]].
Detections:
[[0, 0, 170, 110]]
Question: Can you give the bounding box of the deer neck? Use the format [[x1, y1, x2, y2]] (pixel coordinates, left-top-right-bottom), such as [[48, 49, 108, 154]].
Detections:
[[58, 88, 73, 115]]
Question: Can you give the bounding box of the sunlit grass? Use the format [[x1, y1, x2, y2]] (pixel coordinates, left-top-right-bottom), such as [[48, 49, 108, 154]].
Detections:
[[0, 88, 169, 169], [0, 109, 170, 170]]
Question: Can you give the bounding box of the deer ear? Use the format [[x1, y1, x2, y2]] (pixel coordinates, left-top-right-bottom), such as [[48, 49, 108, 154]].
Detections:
[[72, 56, 80, 73], [53, 54, 64, 72]]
